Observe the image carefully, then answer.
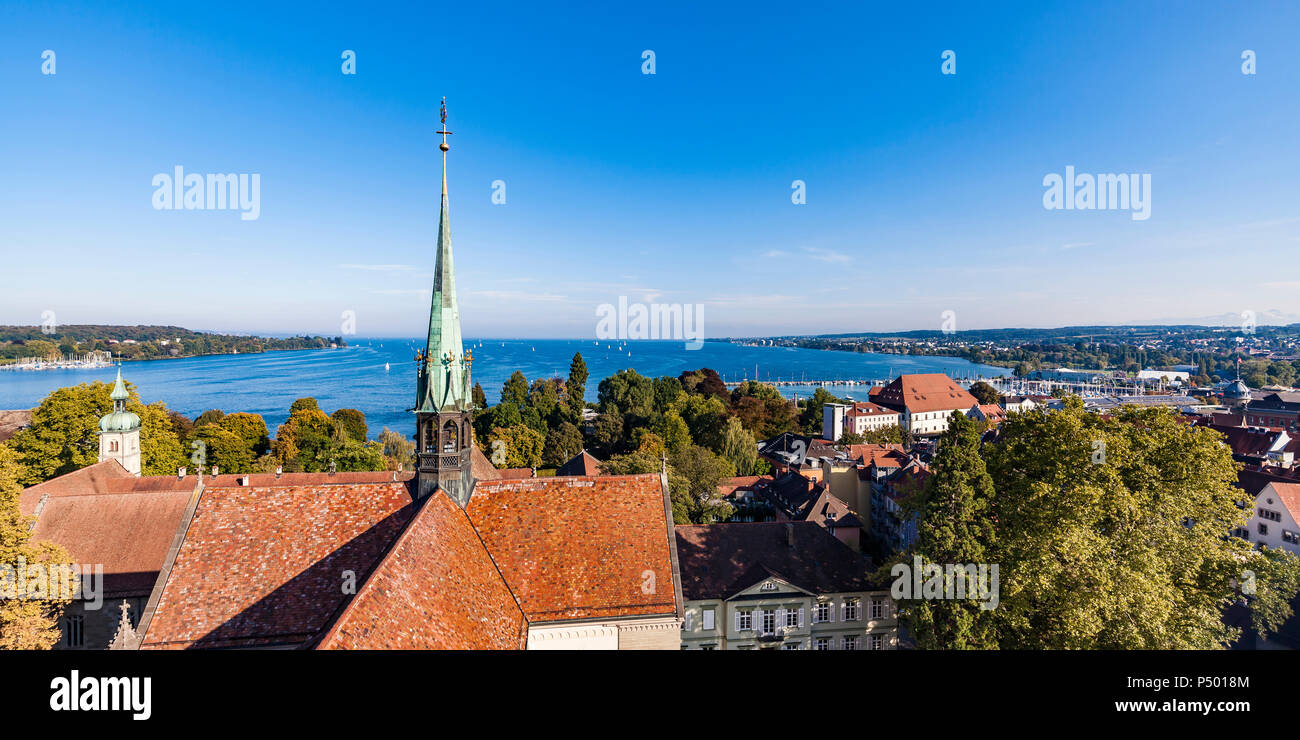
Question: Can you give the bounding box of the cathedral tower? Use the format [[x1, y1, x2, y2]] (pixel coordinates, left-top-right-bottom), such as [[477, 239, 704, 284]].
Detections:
[[99, 364, 142, 475], [414, 99, 475, 505]]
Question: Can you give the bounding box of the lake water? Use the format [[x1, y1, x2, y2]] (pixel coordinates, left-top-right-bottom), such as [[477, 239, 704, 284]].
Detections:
[[0, 339, 1010, 438]]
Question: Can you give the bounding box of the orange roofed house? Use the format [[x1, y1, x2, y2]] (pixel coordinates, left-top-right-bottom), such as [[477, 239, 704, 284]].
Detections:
[[26, 113, 684, 650], [872, 373, 979, 436]]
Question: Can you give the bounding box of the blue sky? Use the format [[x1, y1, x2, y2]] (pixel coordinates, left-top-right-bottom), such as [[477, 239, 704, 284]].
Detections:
[[2, 1, 1298, 338]]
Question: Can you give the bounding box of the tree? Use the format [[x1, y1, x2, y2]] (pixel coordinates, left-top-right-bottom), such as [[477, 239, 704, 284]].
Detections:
[[0, 444, 75, 649], [8, 383, 110, 484], [193, 409, 226, 428], [653, 411, 692, 455], [137, 403, 187, 476], [500, 371, 530, 407], [980, 399, 1298, 649], [968, 381, 1000, 406], [900, 412, 1000, 649], [378, 428, 415, 470], [677, 394, 728, 452], [472, 383, 488, 412], [194, 424, 255, 474], [542, 422, 584, 468], [679, 368, 728, 399], [565, 353, 589, 423], [272, 407, 334, 472], [597, 369, 655, 428], [330, 409, 368, 443], [652, 376, 684, 413], [219, 412, 271, 455], [667, 446, 736, 524], [288, 398, 321, 415], [320, 438, 388, 472], [487, 424, 544, 469], [719, 417, 759, 476], [589, 410, 625, 456]]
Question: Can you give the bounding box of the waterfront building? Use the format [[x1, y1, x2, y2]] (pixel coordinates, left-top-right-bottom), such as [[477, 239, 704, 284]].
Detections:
[[872, 373, 979, 436]]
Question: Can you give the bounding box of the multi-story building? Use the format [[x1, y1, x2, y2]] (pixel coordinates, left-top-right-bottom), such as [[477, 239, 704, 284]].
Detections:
[[872, 373, 979, 436], [823, 402, 902, 441], [1244, 391, 1300, 433], [1235, 481, 1300, 556], [675, 522, 897, 650]]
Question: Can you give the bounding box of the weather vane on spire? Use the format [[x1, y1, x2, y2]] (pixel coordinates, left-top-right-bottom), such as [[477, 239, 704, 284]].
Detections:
[[437, 97, 452, 152]]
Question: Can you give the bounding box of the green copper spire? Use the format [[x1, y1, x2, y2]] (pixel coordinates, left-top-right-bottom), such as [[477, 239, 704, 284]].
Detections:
[[416, 98, 472, 413], [110, 363, 130, 404]]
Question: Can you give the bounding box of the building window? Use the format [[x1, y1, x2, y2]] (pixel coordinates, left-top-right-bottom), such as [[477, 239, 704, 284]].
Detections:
[[701, 644, 716, 651], [683, 611, 693, 631], [737, 610, 753, 631], [785, 608, 799, 628], [844, 597, 860, 621], [1233, 527, 1250, 540], [1260, 509, 1282, 522], [762, 610, 775, 634], [868, 633, 883, 650], [782, 642, 800, 650], [1258, 523, 1269, 536], [63, 615, 84, 648], [844, 636, 860, 650], [870, 599, 886, 620], [814, 637, 833, 651], [702, 608, 715, 631], [1283, 530, 1300, 545], [814, 601, 831, 623]]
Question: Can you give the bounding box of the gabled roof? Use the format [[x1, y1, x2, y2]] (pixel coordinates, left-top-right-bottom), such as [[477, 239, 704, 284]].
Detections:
[[846, 444, 906, 468], [1267, 482, 1300, 522], [140, 480, 419, 649], [19, 460, 197, 597], [674, 522, 876, 601], [137, 471, 682, 648], [317, 492, 527, 650], [556, 449, 603, 477], [466, 474, 680, 622], [874, 374, 978, 414]]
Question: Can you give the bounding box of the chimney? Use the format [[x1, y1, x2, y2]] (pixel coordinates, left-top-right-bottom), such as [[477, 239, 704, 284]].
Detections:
[[177, 467, 187, 480], [211, 465, 219, 477], [275, 466, 283, 479], [785, 522, 795, 548], [237, 475, 251, 487]]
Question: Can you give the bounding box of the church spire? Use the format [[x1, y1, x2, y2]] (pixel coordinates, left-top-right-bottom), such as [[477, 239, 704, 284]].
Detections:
[[414, 99, 475, 506], [416, 97, 471, 414]]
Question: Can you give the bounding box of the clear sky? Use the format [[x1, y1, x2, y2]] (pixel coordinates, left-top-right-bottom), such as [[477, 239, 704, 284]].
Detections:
[[2, 1, 1298, 338]]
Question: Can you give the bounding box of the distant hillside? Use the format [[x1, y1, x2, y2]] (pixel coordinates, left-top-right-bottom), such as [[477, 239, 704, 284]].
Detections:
[[0, 325, 345, 363]]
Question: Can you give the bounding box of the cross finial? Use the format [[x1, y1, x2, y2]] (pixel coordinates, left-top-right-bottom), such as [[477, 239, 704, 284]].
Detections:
[[437, 97, 452, 152]]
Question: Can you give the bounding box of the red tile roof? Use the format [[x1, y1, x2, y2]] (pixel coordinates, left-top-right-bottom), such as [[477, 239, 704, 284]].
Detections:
[[466, 474, 679, 622], [556, 450, 604, 477], [317, 492, 527, 650], [495, 467, 536, 480], [140, 481, 419, 649], [874, 374, 978, 414], [1269, 482, 1300, 521], [717, 475, 770, 497], [19, 461, 197, 597], [846, 444, 907, 468], [0, 409, 32, 443]]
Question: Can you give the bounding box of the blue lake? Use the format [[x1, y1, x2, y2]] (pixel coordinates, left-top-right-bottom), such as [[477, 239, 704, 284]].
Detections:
[[0, 339, 1011, 439]]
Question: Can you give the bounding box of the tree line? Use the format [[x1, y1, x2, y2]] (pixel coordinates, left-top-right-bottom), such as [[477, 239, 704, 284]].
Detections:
[[0, 324, 343, 364], [895, 400, 1300, 649], [1, 382, 405, 486]]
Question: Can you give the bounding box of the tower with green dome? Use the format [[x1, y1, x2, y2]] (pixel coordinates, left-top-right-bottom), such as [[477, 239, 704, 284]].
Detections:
[[99, 363, 142, 475], [413, 99, 476, 505]]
